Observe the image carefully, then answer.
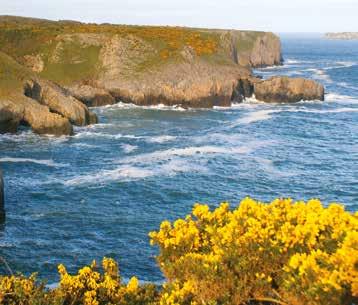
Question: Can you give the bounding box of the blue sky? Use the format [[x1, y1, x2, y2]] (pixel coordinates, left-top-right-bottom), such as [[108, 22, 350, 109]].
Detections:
[[2, 0, 358, 32]]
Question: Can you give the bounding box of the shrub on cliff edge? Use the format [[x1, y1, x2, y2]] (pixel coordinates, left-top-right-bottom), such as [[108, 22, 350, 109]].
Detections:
[[0, 197, 357, 305], [149, 198, 358, 305]]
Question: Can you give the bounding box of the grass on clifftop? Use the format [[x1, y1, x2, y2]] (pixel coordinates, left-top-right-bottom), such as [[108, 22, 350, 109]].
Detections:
[[0, 16, 266, 85], [0, 51, 33, 97]]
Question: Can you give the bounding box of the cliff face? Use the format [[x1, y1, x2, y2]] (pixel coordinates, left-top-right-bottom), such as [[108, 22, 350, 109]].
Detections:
[[0, 51, 95, 135], [0, 16, 324, 135], [0, 16, 282, 111]]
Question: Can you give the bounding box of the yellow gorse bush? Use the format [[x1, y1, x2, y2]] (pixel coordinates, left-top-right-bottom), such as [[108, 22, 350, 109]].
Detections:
[[149, 197, 358, 305], [55, 257, 157, 305], [0, 197, 356, 305], [0, 257, 158, 305]]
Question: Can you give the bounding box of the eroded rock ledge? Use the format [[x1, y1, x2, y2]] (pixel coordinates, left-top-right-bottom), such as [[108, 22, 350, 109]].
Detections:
[[67, 75, 324, 109], [0, 78, 98, 136], [254, 76, 325, 103]]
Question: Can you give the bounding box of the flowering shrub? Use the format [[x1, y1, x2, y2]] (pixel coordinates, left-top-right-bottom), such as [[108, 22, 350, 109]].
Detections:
[[0, 273, 48, 305], [54, 257, 158, 305], [0, 258, 158, 305], [0, 198, 356, 305], [149, 198, 358, 305]]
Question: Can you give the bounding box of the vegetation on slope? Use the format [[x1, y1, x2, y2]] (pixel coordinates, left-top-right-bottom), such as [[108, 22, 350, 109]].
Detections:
[[0, 51, 33, 96], [0, 16, 265, 85], [0, 198, 357, 305]]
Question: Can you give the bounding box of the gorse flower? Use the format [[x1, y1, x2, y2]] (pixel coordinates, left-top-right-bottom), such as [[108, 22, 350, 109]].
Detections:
[[0, 197, 356, 305], [149, 197, 358, 305]]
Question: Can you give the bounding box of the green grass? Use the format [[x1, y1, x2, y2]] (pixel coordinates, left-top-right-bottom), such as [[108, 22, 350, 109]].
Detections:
[[0, 51, 33, 96], [0, 16, 273, 86], [40, 41, 101, 85]]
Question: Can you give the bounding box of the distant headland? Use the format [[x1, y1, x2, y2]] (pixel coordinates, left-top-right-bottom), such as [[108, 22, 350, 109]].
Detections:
[[325, 32, 358, 40]]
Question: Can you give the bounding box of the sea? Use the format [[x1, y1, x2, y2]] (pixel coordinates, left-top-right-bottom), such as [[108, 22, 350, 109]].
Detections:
[[0, 33, 357, 283]]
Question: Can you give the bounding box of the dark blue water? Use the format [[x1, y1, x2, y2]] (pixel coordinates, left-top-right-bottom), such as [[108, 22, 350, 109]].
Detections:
[[0, 34, 357, 283]]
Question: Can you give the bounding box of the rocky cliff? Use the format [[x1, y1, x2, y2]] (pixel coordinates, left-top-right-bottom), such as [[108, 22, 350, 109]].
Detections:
[[0, 51, 96, 135], [0, 16, 323, 135]]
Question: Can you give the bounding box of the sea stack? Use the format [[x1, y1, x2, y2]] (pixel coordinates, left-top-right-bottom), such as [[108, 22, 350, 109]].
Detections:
[[254, 76, 325, 103]]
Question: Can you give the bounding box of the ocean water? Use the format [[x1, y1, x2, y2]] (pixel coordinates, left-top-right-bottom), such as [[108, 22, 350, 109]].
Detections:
[[0, 34, 357, 283]]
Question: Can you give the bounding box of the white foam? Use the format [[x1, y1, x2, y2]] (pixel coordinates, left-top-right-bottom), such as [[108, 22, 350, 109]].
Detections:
[[283, 106, 357, 114], [307, 68, 333, 83], [325, 93, 357, 103], [254, 157, 297, 177], [64, 165, 153, 185], [0, 157, 66, 167], [286, 59, 300, 64], [194, 133, 242, 145], [334, 61, 356, 68], [146, 135, 177, 143], [121, 144, 138, 153], [233, 109, 280, 125], [74, 131, 142, 140], [64, 141, 271, 186], [337, 82, 358, 91], [97, 102, 188, 112], [73, 143, 97, 148], [313, 107, 358, 113], [119, 144, 261, 165], [64, 158, 209, 186]]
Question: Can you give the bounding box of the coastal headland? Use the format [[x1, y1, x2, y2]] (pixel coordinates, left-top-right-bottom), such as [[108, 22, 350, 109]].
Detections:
[[0, 16, 324, 135]]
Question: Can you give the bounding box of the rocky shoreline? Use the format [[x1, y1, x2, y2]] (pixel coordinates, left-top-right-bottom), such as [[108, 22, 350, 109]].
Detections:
[[0, 16, 324, 136]]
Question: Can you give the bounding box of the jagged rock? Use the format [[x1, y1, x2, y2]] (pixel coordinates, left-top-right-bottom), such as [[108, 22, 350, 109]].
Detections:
[[0, 49, 95, 135], [24, 79, 98, 125], [0, 96, 73, 135], [254, 76, 324, 103], [97, 55, 252, 108], [67, 84, 116, 107], [23, 54, 44, 72], [0, 106, 21, 133]]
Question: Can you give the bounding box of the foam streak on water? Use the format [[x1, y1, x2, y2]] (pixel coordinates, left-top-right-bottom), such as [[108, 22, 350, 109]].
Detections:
[[0, 34, 357, 283]]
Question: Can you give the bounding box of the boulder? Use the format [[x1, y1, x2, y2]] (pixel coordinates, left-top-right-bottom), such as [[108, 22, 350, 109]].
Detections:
[[254, 76, 324, 103], [66, 84, 116, 107], [0, 103, 22, 133], [0, 96, 73, 135], [25, 79, 98, 125]]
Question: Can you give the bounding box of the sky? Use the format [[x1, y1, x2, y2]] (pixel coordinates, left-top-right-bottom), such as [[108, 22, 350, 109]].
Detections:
[[1, 0, 358, 33]]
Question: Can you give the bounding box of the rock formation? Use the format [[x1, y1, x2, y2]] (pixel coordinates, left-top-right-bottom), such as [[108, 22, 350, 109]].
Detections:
[[254, 76, 324, 103], [0, 50, 96, 135], [0, 16, 325, 136], [25, 79, 97, 126], [0, 95, 74, 135]]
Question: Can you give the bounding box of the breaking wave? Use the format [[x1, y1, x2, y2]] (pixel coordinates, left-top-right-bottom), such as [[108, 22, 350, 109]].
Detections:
[[0, 157, 66, 167]]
